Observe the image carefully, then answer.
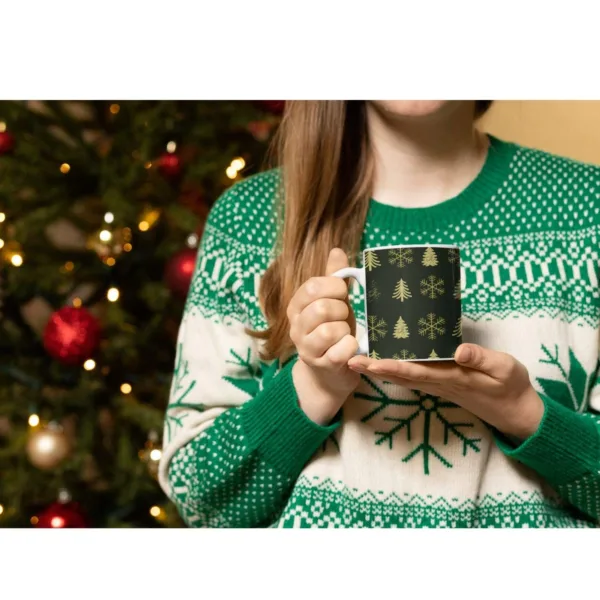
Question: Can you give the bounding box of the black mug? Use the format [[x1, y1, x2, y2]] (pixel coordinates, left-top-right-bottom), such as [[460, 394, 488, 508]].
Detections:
[[332, 244, 462, 361]]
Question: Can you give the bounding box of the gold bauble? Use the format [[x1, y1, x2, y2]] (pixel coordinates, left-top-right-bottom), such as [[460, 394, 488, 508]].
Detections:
[[26, 424, 71, 470]]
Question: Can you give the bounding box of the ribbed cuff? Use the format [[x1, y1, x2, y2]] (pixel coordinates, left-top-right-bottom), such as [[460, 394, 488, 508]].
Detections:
[[494, 393, 599, 486], [239, 358, 340, 479]]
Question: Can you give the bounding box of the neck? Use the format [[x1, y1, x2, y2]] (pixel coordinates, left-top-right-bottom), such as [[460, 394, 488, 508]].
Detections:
[[367, 102, 488, 208]]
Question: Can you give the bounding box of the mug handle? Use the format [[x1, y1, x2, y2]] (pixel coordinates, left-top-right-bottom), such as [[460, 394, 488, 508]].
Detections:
[[330, 267, 369, 356]]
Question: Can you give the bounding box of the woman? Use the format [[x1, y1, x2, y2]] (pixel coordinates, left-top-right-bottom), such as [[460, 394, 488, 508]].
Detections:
[[159, 101, 600, 528]]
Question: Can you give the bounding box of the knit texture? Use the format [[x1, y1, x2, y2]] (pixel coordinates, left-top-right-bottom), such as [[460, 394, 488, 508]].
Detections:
[[159, 135, 600, 528]]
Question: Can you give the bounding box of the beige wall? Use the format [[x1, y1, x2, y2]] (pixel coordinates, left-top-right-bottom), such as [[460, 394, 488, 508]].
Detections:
[[480, 101, 600, 166]]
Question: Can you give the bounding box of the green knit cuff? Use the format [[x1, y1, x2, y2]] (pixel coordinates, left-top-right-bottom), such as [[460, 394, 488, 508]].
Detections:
[[494, 393, 599, 486], [239, 358, 340, 479]]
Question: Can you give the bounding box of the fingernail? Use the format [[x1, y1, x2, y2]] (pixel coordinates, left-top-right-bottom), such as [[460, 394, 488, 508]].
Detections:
[[457, 347, 471, 362], [349, 365, 367, 373]]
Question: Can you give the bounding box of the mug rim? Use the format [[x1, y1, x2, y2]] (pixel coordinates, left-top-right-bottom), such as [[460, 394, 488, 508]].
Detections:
[[363, 244, 459, 253]]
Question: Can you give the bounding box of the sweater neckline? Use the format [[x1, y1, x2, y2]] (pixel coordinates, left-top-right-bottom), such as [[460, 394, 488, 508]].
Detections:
[[366, 134, 518, 232]]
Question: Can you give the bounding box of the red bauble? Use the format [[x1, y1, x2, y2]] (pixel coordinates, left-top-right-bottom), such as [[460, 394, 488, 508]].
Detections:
[[157, 152, 182, 179], [247, 120, 273, 142], [165, 248, 197, 297], [256, 101, 286, 115], [43, 306, 101, 365], [0, 131, 15, 155], [36, 501, 87, 528]]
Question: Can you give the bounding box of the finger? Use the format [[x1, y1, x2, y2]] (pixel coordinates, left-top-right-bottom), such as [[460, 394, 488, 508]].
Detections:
[[296, 299, 349, 337], [454, 343, 516, 380], [368, 359, 460, 384], [325, 247, 350, 276], [287, 276, 349, 319], [301, 321, 351, 359], [325, 334, 359, 367]]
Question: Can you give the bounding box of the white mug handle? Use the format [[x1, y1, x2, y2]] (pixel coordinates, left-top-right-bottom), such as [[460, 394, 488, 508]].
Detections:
[[330, 267, 369, 356]]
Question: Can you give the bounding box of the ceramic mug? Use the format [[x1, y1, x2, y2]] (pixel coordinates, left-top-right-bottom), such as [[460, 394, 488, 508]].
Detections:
[[332, 244, 462, 361]]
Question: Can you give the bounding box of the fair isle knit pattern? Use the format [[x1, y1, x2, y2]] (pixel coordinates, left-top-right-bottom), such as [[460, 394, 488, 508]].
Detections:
[[159, 135, 600, 528]]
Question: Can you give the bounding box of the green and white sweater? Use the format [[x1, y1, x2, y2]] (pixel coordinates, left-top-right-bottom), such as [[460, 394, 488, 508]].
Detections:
[[159, 135, 600, 528]]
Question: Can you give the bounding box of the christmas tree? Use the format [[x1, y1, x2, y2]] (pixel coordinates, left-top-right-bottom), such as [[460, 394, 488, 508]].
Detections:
[[0, 100, 282, 528], [393, 316, 410, 339]]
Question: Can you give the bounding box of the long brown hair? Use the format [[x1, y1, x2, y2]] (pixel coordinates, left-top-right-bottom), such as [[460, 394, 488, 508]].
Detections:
[[249, 100, 492, 361]]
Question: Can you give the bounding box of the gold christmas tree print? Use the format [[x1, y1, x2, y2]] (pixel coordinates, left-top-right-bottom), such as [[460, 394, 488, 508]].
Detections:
[[452, 318, 462, 338], [370, 349, 381, 360], [422, 246, 438, 267], [448, 248, 459, 264], [418, 312, 446, 340], [368, 315, 388, 342], [454, 281, 461, 299], [393, 316, 410, 339], [393, 350, 417, 360], [364, 250, 381, 271], [420, 275, 445, 299], [389, 248, 413, 268], [429, 349, 439, 359], [367, 284, 381, 301], [392, 278, 412, 302]]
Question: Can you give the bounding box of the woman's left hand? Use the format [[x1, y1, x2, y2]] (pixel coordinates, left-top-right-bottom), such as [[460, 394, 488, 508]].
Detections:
[[347, 343, 545, 441]]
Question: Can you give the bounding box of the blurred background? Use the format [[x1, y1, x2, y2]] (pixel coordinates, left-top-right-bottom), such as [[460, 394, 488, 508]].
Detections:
[[0, 100, 598, 528]]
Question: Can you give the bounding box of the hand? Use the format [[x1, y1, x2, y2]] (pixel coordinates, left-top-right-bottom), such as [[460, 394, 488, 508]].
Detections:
[[289, 248, 360, 425], [348, 343, 545, 440]]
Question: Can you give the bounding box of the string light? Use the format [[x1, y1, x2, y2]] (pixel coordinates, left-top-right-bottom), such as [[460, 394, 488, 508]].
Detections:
[[149, 506, 161, 518], [0, 212, 5, 222], [123, 243, 132, 252], [0, 504, 3, 516], [50, 516, 65, 528], [64, 261, 75, 271], [140, 208, 160, 230], [28, 414, 40, 427], [99, 230, 112, 242], [150, 449, 162, 461], [138, 221, 149, 232], [107, 287, 120, 302], [10, 254, 23, 267], [226, 157, 246, 180], [60, 163, 71, 174], [30, 516, 39, 525], [104, 212, 115, 224], [231, 157, 245, 171], [186, 233, 198, 248], [0, 121, 5, 133], [0, 239, 4, 250], [105, 257, 116, 267], [110, 104, 120, 115], [83, 359, 96, 371], [166, 141, 177, 153], [144, 161, 152, 169], [72, 297, 82, 308], [120, 383, 132, 394]]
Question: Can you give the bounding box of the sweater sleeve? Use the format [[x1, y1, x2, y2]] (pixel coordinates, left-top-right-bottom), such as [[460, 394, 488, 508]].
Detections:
[[158, 192, 337, 528], [494, 390, 600, 522]]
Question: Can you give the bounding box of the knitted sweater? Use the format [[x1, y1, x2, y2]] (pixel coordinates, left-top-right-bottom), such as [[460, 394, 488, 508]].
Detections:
[[158, 135, 600, 528]]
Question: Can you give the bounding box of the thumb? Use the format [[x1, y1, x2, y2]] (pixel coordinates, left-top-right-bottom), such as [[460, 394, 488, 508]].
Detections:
[[455, 343, 498, 376], [325, 247, 349, 276]]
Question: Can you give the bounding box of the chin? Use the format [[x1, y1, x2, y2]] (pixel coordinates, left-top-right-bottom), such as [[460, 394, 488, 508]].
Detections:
[[370, 100, 456, 119]]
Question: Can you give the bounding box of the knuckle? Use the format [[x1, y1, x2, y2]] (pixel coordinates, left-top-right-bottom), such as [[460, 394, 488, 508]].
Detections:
[[313, 299, 329, 319], [305, 277, 320, 298], [319, 323, 336, 344]]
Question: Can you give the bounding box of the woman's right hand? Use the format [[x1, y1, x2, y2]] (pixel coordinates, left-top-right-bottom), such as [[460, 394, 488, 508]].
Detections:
[[289, 248, 361, 426]]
